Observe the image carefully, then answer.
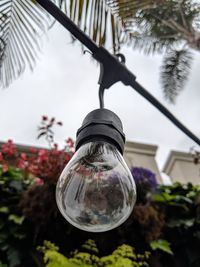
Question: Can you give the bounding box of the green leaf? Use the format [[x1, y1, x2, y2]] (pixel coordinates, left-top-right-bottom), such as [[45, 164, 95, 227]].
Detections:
[[0, 0, 52, 87], [0, 207, 9, 214], [0, 233, 8, 243], [0, 220, 5, 230], [7, 247, 21, 267], [160, 49, 193, 103], [81, 239, 99, 254], [167, 218, 195, 228], [8, 215, 24, 225], [0, 261, 8, 267], [13, 232, 26, 240], [150, 239, 173, 255], [9, 180, 23, 191], [175, 195, 193, 204], [152, 192, 176, 202]]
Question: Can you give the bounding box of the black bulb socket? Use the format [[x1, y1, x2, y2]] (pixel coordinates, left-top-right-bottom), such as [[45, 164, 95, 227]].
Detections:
[[76, 109, 125, 154]]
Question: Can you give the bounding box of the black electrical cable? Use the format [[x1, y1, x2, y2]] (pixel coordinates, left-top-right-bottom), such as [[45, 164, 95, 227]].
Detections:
[[36, 0, 98, 53], [130, 79, 200, 147], [99, 85, 105, 109], [36, 0, 200, 147]]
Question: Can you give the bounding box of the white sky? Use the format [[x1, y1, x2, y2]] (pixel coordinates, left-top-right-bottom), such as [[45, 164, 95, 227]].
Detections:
[[0, 23, 199, 170]]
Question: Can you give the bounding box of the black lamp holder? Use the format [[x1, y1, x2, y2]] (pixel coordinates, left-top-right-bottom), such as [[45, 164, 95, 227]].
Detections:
[[76, 109, 125, 154], [36, 0, 200, 147]]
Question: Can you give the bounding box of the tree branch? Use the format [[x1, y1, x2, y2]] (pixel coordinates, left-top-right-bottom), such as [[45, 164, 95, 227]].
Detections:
[[179, 1, 190, 30]]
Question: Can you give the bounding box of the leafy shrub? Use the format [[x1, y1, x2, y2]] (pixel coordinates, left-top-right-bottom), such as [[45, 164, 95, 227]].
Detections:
[[1, 117, 200, 266], [0, 166, 32, 267], [152, 182, 200, 266], [38, 239, 150, 267]]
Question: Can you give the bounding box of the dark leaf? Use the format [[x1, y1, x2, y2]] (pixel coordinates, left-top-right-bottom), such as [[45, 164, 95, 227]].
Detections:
[[7, 246, 21, 267], [9, 180, 23, 191], [0, 0, 52, 87], [37, 131, 46, 139], [160, 48, 193, 103]]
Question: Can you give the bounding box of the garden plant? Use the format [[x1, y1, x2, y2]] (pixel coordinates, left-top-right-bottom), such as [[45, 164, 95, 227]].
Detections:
[[0, 116, 200, 267]]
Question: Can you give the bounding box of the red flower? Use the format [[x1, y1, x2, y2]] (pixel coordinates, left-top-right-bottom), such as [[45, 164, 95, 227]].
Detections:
[[29, 147, 38, 153], [20, 153, 27, 160], [42, 115, 48, 121], [2, 164, 8, 172], [38, 149, 48, 162], [65, 153, 71, 162], [17, 159, 27, 169], [35, 177, 44, 185], [0, 152, 3, 162], [66, 138, 74, 148], [1, 140, 17, 156], [53, 143, 58, 150], [28, 164, 39, 175]]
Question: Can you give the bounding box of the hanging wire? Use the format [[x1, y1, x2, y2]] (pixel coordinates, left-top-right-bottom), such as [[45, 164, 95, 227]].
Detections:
[[36, 0, 200, 147], [99, 85, 105, 109]]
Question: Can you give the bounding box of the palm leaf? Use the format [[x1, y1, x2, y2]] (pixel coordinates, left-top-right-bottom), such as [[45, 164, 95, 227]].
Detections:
[[0, 0, 199, 90], [160, 48, 193, 103], [64, 0, 198, 101], [0, 0, 53, 87], [65, 0, 157, 52], [66, 0, 200, 53], [66, 0, 118, 51]]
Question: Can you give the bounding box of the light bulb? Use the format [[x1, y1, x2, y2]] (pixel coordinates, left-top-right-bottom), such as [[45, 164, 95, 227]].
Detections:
[[56, 109, 136, 232], [56, 141, 136, 232]]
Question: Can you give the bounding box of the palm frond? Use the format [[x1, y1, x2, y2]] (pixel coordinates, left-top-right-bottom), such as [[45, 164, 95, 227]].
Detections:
[[160, 48, 193, 103], [65, 0, 200, 54], [65, 0, 120, 52], [108, 0, 200, 53], [0, 0, 52, 87], [66, 0, 158, 53], [0, 0, 199, 89]]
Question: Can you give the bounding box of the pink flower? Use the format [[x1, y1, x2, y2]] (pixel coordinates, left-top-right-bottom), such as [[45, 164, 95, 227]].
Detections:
[[66, 138, 74, 148], [35, 178, 44, 185], [28, 164, 39, 175], [20, 153, 27, 160], [2, 140, 17, 156], [2, 164, 8, 172], [17, 159, 27, 170], [29, 147, 38, 153], [38, 149, 48, 162]]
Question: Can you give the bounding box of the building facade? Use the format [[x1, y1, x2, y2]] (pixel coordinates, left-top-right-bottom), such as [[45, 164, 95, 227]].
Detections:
[[163, 150, 200, 184], [1, 141, 199, 184]]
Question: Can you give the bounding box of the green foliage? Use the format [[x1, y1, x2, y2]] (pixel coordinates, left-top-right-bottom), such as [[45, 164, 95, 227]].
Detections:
[[64, 0, 200, 101], [0, 166, 32, 267], [38, 240, 150, 267], [0, 261, 8, 267], [160, 49, 193, 103], [1, 156, 200, 267], [81, 239, 99, 254], [1, 0, 200, 102], [153, 182, 200, 230], [150, 239, 173, 255], [151, 182, 200, 266], [0, 0, 52, 88]]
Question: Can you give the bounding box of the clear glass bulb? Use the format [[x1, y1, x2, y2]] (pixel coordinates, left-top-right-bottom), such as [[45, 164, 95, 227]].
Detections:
[[56, 141, 136, 232]]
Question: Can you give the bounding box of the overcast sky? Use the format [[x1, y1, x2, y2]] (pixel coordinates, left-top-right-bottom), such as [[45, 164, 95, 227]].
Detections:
[[0, 23, 199, 171]]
